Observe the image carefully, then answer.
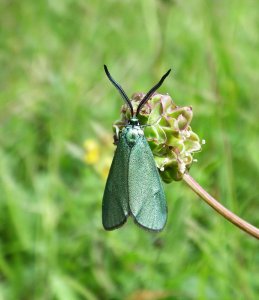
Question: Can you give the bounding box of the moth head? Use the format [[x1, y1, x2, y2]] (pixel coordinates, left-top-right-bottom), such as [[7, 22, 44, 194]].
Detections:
[[129, 117, 139, 126]]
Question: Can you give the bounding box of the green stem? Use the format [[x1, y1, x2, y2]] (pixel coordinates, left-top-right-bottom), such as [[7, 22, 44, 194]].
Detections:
[[183, 173, 259, 240]]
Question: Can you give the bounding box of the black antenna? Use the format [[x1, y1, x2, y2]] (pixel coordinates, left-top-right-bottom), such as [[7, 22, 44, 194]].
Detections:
[[136, 69, 171, 117], [104, 65, 134, 117]]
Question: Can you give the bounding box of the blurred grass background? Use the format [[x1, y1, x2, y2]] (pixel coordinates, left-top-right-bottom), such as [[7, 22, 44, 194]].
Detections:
[[1, 0, 259, 299]]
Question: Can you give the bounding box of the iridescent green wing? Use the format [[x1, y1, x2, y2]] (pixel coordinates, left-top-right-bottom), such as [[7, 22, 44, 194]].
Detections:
[[102, 132, 130, 230], [128, 135, 167, 231]]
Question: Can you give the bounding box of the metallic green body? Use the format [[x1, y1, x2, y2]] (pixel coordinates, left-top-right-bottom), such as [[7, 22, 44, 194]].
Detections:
[[102, 123, 167, 231]]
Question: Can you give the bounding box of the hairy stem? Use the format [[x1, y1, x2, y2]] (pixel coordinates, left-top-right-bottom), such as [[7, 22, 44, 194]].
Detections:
[[183, 173, 259, 240]]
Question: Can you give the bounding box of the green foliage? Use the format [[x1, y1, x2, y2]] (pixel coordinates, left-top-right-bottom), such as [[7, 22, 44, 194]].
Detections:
[[0, 0, 259, 299]]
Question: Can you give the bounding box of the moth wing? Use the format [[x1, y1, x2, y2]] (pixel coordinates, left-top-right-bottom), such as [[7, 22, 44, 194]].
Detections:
[[129, 136, 167, 231], [102, 134, 130, 230]]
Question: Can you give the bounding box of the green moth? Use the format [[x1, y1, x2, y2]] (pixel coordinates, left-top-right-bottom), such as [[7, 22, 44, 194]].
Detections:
[[102, 65, 171, 231]]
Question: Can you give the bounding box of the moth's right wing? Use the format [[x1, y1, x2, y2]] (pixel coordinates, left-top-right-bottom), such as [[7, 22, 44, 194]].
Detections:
[[128, 135, 167, 231], [102, 134, 130, 230]]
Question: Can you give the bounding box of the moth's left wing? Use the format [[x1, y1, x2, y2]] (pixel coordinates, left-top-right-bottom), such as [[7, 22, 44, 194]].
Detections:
[[102, 134, 130, 230], [128, 136, 167, 231]]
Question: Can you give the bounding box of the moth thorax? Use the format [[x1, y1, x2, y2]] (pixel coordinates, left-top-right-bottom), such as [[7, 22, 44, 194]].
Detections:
[[125, 127, 143, 146]]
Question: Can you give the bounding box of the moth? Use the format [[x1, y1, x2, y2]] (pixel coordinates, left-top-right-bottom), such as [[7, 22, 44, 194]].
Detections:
[[102, 65, 171, 231]]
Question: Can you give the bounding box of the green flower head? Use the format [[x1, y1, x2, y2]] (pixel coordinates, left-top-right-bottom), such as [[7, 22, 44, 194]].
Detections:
[[113, 93, 203, 183]]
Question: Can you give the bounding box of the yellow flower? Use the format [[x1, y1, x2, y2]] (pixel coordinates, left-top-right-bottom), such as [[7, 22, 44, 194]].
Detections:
[[99, 157, 112, 180], [83, 139, 100, 165]]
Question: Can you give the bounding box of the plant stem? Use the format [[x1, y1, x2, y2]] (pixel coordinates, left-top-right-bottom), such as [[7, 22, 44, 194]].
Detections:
[[183, 173, 259, 240]]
